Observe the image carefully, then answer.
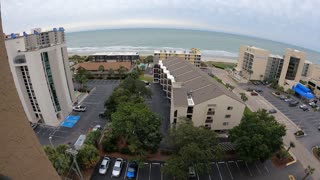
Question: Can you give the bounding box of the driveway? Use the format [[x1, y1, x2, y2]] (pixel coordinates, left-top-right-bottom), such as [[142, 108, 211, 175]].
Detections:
[[35, 80, 120, 146]]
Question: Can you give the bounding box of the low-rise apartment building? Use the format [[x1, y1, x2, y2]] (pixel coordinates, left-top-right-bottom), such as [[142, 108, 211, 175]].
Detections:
[[5, 28, 75, 126], [236, 45, 318, 88], [75, 62, 131, 79], [87, 52, 139, 64], [153, 57, 245, 132], [154, 48, 201, 67]]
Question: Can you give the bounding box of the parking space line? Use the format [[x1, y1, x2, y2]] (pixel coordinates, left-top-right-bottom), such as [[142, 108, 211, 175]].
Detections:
[[149, 164, 151, 180], [254, 162, 261, 175], [263, 164, 269, 173], [226, 162, 234, 179], [124, 162, 129, 179], [245, 162, 253, 176], [161, 164, 163, 180], [216, 163, 223, 180]]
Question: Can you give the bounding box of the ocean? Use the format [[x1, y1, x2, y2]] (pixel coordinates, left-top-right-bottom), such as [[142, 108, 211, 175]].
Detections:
[[66, 28, 320, 64]]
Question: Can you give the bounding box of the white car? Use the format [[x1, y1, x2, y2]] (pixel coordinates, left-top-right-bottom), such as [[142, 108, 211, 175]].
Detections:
[[92, 125, 101, 131], [73, 105, 86, 112], [299, 104, 307, 109], [99, 156, 110, 174], [112, 158, 123, 177]]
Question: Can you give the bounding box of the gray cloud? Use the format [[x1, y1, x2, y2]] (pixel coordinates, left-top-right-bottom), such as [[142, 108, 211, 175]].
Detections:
[[1, 0, 320, 50]]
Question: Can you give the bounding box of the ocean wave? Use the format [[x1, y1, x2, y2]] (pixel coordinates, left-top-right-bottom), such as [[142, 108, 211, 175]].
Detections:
[[67, 46, 238, 58]]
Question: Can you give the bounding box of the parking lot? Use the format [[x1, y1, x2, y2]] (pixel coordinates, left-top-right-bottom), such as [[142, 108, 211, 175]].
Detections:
[[35, 80, 120, 146], [91, 157, 304, 180], [240, 83, 320, 150]]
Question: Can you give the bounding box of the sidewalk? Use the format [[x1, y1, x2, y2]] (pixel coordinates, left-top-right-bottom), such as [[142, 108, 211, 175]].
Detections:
[[211, 67, 320, 180]]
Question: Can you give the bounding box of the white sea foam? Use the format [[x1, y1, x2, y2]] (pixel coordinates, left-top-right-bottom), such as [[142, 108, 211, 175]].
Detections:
[[67, 46, 238, 59]]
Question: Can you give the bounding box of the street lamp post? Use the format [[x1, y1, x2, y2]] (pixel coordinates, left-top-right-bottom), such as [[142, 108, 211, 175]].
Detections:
[[66, 148, 83, 180], [48, 136, 54, 147]]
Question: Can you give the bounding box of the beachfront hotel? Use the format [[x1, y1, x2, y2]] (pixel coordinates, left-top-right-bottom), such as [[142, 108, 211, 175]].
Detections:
[[154, 48, 202, 67], [153, 57, 245, 132], [86, 52, 139, 64], [235, 45, 320, 89], [5, 28, 75, 126]]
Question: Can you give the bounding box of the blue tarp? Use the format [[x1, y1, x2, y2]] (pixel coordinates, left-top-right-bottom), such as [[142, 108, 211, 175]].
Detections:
[[60, 115, 80, 128], [292, 83, 314, 99]]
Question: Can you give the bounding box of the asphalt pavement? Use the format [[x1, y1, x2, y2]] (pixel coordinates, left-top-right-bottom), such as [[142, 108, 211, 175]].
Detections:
[[90, 157, 305, 180], [35, 80, 120, 146]]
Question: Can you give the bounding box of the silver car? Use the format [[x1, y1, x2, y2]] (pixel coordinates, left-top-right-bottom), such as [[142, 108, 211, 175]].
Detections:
[[112, 158, 123, 177], [99, 156, 110, 174]]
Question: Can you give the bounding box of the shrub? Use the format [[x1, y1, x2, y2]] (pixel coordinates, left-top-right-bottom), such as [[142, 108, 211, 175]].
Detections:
[[84, 130, 101, 147], [160, 149, 173, 155], [101, 133, 118, 153], [77, 144, 100, 169]]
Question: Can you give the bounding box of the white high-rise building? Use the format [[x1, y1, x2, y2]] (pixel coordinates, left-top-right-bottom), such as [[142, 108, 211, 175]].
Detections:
[[5, 27, 75, 126]]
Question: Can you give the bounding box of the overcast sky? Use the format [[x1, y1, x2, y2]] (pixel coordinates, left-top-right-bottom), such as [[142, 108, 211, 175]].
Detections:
[[2, 0, 320, 51]]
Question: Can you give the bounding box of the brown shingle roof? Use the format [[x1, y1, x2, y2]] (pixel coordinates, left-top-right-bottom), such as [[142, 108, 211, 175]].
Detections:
[[76, 62, 131, 71], [161, 57, 243, 106]]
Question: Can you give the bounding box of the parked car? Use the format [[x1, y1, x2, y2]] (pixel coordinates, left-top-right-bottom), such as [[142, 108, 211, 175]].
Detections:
[[279, 95, 287, 100], [112, 158, 123, 177], [284, 98, 293, 102], [255, 88, 263, 92], [268, 109, 277, 114], [299, 104, 307, 109], [251, 92, 258, 96], [73, 105, 86, 112], [309, 102, 318, 108], [318, 126, 320, 131], [99, 112, 106, 118], [99, 156, 110, 174], [247, 88, 254, 92], [289, 101, 299, 107], [126, 161, 138, 179], [189, 166, 196, 178], [92, 125, 101, 131]]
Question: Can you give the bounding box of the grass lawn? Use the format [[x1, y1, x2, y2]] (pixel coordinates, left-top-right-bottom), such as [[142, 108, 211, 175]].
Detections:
[[207, 61, 237, 70], [139, 75, 153, 82], [244, 106, 253, 116]]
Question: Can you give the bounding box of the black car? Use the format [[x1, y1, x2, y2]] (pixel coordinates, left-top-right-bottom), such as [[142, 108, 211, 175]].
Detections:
[[289, 101, 299, 107], [126, 161, 138, 179], [255, 88, 263, 92]]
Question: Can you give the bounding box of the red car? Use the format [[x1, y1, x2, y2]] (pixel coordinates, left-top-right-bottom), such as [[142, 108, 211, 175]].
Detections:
[[251, 92, 258, 96]]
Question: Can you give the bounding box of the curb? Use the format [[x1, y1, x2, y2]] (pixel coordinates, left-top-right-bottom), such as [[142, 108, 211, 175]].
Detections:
[[283, 145, 297, 166]]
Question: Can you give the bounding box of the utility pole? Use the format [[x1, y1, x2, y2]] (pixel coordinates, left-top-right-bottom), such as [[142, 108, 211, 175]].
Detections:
[[66, 148, 83, 180]]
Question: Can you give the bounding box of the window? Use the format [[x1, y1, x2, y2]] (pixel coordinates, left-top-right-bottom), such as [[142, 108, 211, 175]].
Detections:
[[227, 106, 233, 110], [174, 110, 178, 118], [225, 115, 231, 118], [187, 115, 192, 119], [187, 106, 193, 114], [223, 122, 229, 126]]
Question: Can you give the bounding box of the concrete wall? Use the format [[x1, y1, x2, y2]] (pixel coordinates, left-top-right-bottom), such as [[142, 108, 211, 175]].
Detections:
[[61, 46, 76, 102], [0, 13, 60, 180], [192, 95, 245, 130]]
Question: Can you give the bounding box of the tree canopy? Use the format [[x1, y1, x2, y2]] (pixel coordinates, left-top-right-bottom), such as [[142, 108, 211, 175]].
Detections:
[[229, 109, 286, 162], [76, 144, 100, 169], [110, 101, 162, 153], [74, 68, 91, 90], [43, 145, 71, 175], [163, 118, 222, 179]]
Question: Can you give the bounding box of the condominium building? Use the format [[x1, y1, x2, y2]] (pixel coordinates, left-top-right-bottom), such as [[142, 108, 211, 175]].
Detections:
[[236, 45, 314, 87], [153, 57, 245, 131], [87, 52, 139, 64], [5, 28, 75, 126], [154, 48, 201, 67]]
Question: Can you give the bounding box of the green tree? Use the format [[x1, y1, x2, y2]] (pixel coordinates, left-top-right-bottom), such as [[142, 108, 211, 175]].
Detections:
[[84, 130, 102, 147], [163, 119, 223, 179], [302, 166, 315, 180], [110, 102, 162, 154], [129, 69, 140, 80], [229, 109, 286, 162], [145, 55, 153, 65], [77, 144, 100, 169], [98, 65, 104, 72], [118, 77, 152, 98], [286, 89, 295, 95], [108, 68, 114, 78], [74, 68, 91, 90], [118, 66, 128, 80], [43, 145, 71, 175], [240, 92, 248, 102]]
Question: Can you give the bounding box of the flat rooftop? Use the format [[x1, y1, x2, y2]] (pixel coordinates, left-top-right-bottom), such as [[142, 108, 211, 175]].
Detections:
[[91, 52, 139, 56]]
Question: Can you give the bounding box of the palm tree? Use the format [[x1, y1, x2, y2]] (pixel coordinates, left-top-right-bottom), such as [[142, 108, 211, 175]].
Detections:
[[286, 141, 295, 152], [118, 66, 128, 80], [302, 166, 315, 180], [108, 68, 114, 78], [98, 65, 104, 72], [239, 93, 248, 102], [74, 68, 90, 90]]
